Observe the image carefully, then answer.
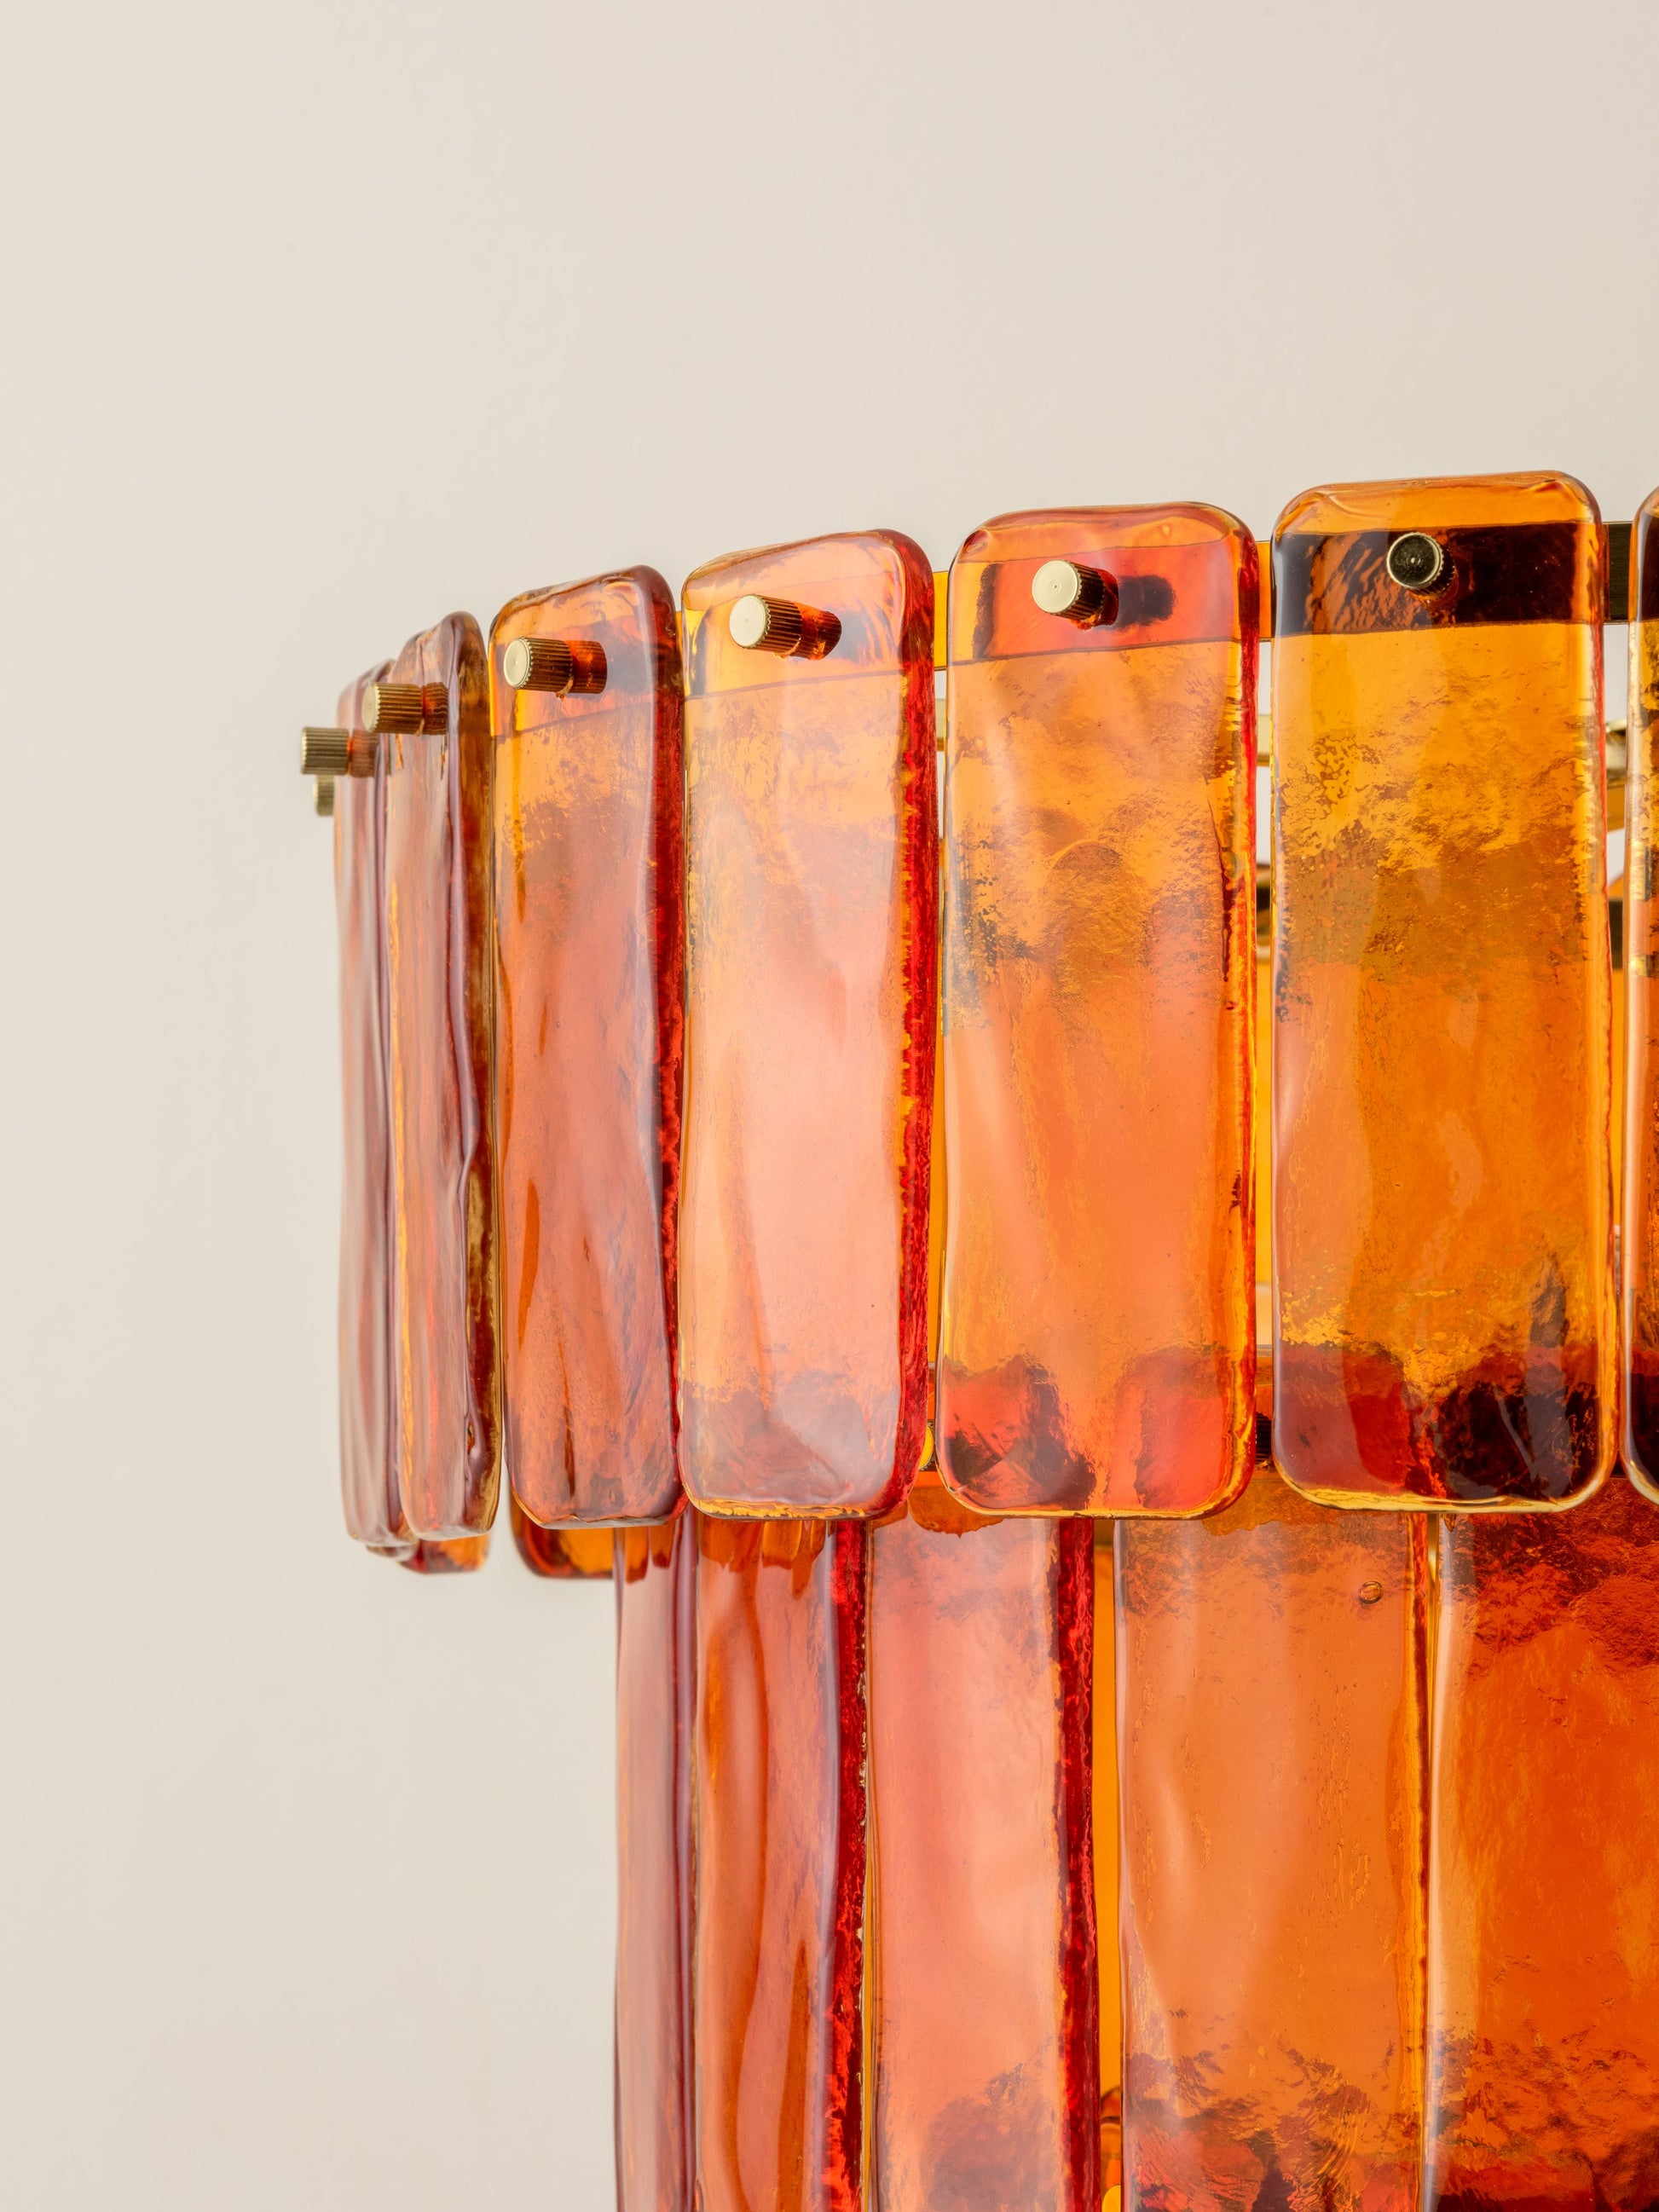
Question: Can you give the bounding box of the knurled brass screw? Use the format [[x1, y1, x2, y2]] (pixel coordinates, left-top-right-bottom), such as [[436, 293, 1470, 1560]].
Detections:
[[501, 636, 608, 695], [363, 681, 448, 734], [299, 727, 381, 777], [1032, 559, 1119, 627], [728, 592, 842, 660]]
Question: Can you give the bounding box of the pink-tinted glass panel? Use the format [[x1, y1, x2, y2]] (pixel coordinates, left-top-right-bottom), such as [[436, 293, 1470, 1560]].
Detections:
[[492, 569, 684, 1525], [383, 613, 500, 1538], [870, 1473, 1097, 2210], [334, 660, 408, 1554], [615, 1517, 696, 2212], [694, 1516, 867, 2212], [939, 506, 1256, 1514], [679, 534, 936, 1516]]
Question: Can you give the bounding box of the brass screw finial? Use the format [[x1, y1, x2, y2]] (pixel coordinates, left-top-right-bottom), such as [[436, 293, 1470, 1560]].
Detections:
[[728, 593, 841, 660], [315, 776, 336, 817], [363, 681, 448, 734], [1385, 533, 1446, 595], [300, 726, 350, 776], [502, 636, 608, 695], [300, 727, 379, 777], [1032, 559, 1119, 628]]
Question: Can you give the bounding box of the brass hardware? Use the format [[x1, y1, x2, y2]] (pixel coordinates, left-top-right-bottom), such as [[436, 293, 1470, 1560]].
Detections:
[[501, 635, 608, 695], [300, 727, 350, 776], [1608, 719, 1629, 784], [363, 681, 448, 735], [1385, 533, 1446, 594], [315, 776, 335, 817], [299, 727, 379, 777], [728, 592, 841, 660], [1032, 558, 1119, 628]]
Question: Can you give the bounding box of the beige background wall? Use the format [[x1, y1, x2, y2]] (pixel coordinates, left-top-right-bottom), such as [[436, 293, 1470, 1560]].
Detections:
[[3, 1, 1656, 2203]]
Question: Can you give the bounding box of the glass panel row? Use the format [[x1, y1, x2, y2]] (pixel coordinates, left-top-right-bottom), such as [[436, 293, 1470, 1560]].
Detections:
[[321, 476, 1659, 1539], [612, 1471, 1659, 2212]]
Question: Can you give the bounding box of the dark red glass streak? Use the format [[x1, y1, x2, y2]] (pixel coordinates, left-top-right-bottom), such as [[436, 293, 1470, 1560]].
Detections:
[[614, 1519, 697, 2212], [869, 1478, 1097, 2210], [1623, 492, 1659, 1493], [694, 1516, 868, 2212]]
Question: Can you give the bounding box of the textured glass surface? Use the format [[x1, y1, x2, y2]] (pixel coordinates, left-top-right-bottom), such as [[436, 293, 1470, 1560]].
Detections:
[[693, 1516, 868, 2212], [679, 534, 936, 1516], [333, 661, 408, 1555], [384, 614, 500, 1538], [869, 1472, 1097, 2211], [1624, 491, 1659, 1496], [508, 1494, 613, 1579], [939, 507, 1257, 1515], [1117, 1470, 1429, 2212], [492, 569, 684, 1526], [1273, 475, 1614, 1506], [1427, 1473, 1659, 2211], [615, 1517, 696, 2212]]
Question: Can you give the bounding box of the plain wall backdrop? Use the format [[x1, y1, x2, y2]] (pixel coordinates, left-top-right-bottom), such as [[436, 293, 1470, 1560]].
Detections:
[[3, 1, 1656, 2203]]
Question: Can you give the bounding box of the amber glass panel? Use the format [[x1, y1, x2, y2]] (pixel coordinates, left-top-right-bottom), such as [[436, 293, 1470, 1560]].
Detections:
[[1624, 491, 1659, 1495], [384, 614, 500, 1538], [491, 569, 684, 1525], [693, 1516, 867, 2212], [679, 534, 936, 1516], [333, 661, 408, 1555], [939, 507, 1256, 1515], [399, 1534, 489, 1574], [1273, 474, 1613, 1506], [616, 1517, 696, 2212], [508, 1493, 613, 1579], [868, 1472, 1096, 2210], [1427, 1473, 1659, 2210], [1117, 1470, 1429, 2212]]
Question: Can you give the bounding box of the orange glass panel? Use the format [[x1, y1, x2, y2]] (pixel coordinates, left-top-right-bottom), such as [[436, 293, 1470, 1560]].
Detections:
[[1623, 490, 1659, 1495], [1272, 474, 1614, 1506], [679, 534, 936, 1516], [333, 660, 408, 1556], [491, 569, 684, 1526], [1117, 1470, 1429, 2212], [1092, 1534, 1121, 2199], [399, 1534, 489, 1574], [868, 1472, 1097, 2210], [384, 614, 500, 1539], [693, 1515, 867, 2212], [1426, 1472, 1659, 2211], [508, 1493, 613, 1579], [615, 1517, 696, 2212], [939, 506, 1257, 1514]]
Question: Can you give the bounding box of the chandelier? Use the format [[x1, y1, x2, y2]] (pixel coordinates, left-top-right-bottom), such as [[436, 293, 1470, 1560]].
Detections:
[[298, 475, 1659, 2212]]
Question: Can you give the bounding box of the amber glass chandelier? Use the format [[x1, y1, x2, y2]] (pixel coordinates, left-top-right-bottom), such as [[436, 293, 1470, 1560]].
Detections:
[[298, 474, 1659, 2212]]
